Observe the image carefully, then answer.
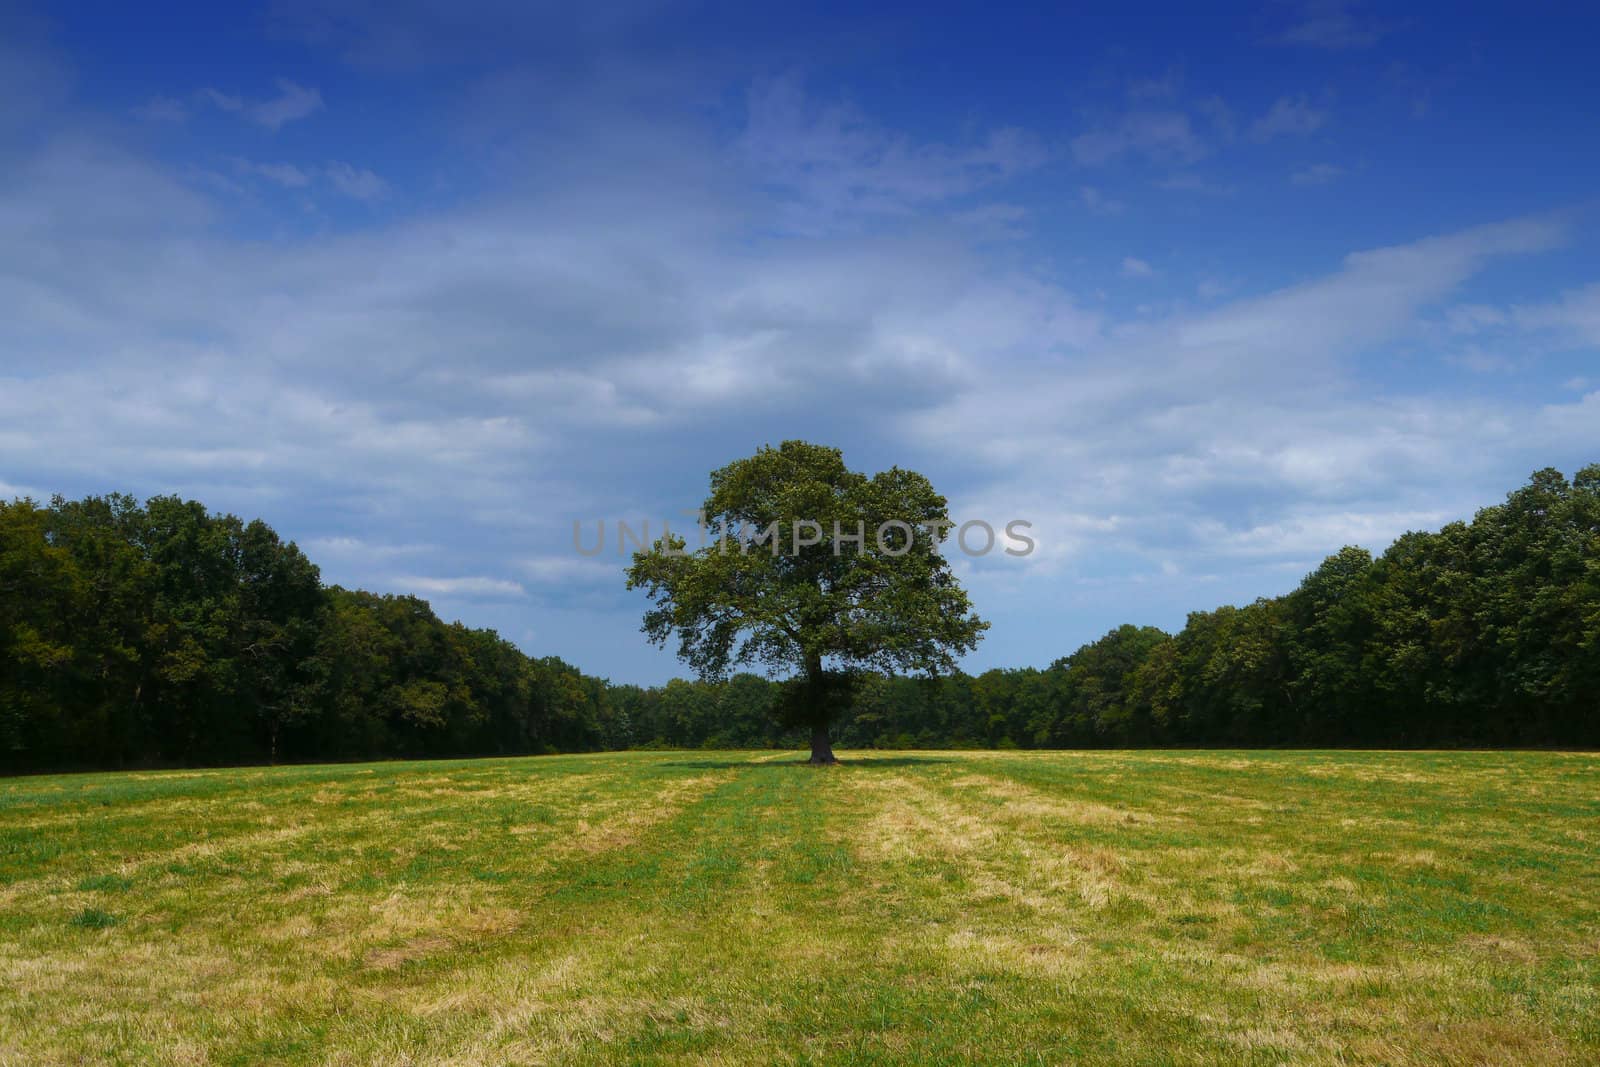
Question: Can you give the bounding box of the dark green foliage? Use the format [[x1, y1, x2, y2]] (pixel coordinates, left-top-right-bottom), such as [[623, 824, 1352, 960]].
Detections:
[[1018, 464, 1600, 750], [1, 465, 1597, 772], [626, 441, 987, 739], [0, 495, 630, 770], [688, 465, 1600, 750]]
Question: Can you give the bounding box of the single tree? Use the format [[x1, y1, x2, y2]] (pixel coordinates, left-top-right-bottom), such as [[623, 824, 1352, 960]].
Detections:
[[626, 440, 988, 763]]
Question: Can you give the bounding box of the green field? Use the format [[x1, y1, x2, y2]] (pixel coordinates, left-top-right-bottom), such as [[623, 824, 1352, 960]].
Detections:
[[2, 751, 1596, 1065]]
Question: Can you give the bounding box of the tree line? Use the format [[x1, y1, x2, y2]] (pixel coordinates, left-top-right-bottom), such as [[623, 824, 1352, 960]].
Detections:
[[2, 466, 1596, 771]]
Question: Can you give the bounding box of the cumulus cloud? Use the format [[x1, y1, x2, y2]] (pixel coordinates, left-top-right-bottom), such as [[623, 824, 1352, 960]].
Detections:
[[1127, 69, 1183, 101], [520, 555, 621, 586], [1514, 282, 1600, 345], [1190, 508, 1458, 560], [323, 161, 387, 200], [304, 537, 435, 560], [1071, 110, 1206, 166], [1291, 163, 1344, 185], [235, 159, 314, 187], [1441, 303, 1508, 334], [249, 79, 324, 129], [741, 75, 1047, 230], [200, 87, 244, 112], [1274, 1, 1395, 50], [1250, 96, 1327, 140], [1192, 96, 1236, 141], [1079, 186, 1124, 215], [198, 79, 323, 129], [228, 158, 384, 199], [397, 576, 528, 599], [1121, 256, 1155, 278], [133, 95, 188, 122], [890, 216, 1580, 585], [3, 24, 1595, 679], [1418, 282, 1600, 369], [1152, 172, 1235, 195]]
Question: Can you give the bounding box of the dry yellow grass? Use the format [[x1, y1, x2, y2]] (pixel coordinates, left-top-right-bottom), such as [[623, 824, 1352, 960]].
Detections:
[[0, 749, 1596, 1064]]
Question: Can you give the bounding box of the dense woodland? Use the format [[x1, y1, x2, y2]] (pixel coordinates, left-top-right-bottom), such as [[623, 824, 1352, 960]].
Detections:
[[2, 466, 1597, 771]]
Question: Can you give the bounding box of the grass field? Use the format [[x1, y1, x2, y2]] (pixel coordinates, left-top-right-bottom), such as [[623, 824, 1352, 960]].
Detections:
[[1, 750, 1597, 1065]]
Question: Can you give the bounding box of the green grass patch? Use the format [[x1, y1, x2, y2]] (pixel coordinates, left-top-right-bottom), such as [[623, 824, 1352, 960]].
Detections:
[[1, 748, 1596, 1064], [69, 907, 119, 929]]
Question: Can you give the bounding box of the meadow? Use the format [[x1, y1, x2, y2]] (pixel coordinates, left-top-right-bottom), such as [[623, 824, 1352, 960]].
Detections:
[[1, 750, 1596, 1065]]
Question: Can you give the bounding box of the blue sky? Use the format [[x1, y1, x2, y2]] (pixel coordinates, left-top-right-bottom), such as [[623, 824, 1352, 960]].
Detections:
[[4, 1, 1599, 683]]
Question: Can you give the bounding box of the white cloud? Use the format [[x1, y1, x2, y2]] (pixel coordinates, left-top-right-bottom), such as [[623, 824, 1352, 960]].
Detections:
[[1072, 111, 1206, 166], [200, 87, 244, 112], [133, 96, 188, 123], [198, 79, 323, 130], [1514, 282, 1600, 346], [889, 216, 1581, 582], [952, 202, 1029, 237], [1121, 256, 1155, 278], [1079, 186, 1124, 215], [1291, 163, 1344, 185], [1250, 96, 1327, 141], [1153, 172, 1235, 195], [226, 158, 385, 199], [235, 159, 314, 188], [1275, 1, 1394, 50], [397, 576, 527, 599], [1441, 303, 1508, 334], [2, 34, 1593, 680], [324, 161, 387, 200], [304, 537, 434, 560], [1192, 508, 1456, 559], [741, 75, 1046, 230], [250, 79, 324, 130], [1536, 389, 1600, 439], [1193, 96, 1236, 141], [1418, 281, 1600, 362], [520, 555, 621, 585], [1127, 69, 1182, 101]]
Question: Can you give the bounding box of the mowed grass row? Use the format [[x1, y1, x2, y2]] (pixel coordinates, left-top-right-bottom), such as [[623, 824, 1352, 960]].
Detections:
[[1, 750, 1596, 1065]]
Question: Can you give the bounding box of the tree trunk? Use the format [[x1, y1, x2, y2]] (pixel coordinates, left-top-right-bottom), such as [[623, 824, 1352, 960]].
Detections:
[[802, 650, 837, 764], [808, 722, 838, 765]]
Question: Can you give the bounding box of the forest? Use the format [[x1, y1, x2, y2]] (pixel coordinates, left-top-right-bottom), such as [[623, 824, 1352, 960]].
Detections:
[[2, 465, 1596, 772]]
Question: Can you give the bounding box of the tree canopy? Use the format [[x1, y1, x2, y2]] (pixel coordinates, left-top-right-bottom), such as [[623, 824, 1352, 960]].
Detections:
[[1, 464, 1596, 773], [626, 440, 988, 762]]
